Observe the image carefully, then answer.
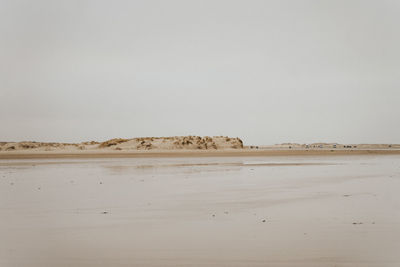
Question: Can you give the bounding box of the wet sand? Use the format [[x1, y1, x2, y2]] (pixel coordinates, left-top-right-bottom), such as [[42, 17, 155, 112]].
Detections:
[[1, 155, 400, 266]]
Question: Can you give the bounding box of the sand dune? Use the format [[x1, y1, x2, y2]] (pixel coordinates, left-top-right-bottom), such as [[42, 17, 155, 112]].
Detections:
[[0, 136, 244, 152], [1, 137, 400, 160], [260, 142, 400, 150]]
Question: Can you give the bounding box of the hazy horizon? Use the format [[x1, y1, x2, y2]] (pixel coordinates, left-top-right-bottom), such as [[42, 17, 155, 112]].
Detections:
[[1, 0, 399, 145]]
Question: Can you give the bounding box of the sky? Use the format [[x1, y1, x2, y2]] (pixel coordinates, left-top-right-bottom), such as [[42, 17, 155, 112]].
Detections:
[[0, 0, 399, 145]]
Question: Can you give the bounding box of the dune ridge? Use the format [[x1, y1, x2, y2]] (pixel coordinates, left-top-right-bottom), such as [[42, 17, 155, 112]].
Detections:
[[0, 136, 244, 152]]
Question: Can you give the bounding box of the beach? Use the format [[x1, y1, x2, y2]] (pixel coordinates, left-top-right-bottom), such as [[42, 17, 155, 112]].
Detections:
[[1, 154, 400, 266], [2, 0, 399, 265]]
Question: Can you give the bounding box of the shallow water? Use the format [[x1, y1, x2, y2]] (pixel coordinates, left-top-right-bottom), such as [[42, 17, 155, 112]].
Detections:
[[1, 155, 400, 267]]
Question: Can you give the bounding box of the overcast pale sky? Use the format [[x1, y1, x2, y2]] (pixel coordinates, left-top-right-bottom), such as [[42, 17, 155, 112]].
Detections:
[[0, 0, 399, 145]]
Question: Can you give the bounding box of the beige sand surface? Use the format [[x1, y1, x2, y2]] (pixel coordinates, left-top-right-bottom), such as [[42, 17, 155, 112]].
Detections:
[[1, 148, 400, 160], [1, 155, 400, 266]]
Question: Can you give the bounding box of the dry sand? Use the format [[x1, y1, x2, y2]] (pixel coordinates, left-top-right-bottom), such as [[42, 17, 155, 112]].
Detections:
[[1, 149, 400, 160], [1, 154, 400, 266]]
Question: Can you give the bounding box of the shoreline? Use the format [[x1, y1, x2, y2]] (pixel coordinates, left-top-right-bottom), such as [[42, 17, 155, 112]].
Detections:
[[1, 149, 400, 159]]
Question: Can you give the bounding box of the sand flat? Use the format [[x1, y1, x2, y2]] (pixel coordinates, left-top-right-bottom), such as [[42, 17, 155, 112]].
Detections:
[[1, 155, 400, 266], [1, 148, 400, 159]]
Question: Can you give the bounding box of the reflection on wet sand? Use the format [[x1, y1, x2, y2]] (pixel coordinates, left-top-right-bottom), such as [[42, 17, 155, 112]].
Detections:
[[1, 155, 400, 267]]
